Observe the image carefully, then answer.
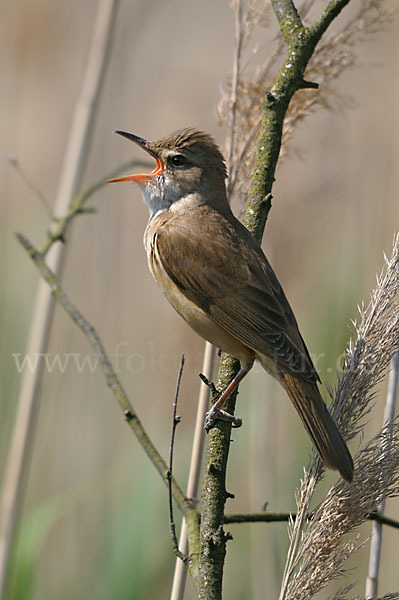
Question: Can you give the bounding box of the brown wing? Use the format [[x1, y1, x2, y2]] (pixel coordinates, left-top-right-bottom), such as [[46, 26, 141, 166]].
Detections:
[[155, 204, 319, 382]]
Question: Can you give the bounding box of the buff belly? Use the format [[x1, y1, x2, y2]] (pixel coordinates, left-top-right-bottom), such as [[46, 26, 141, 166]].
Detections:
[[147, 235, 255, 370]]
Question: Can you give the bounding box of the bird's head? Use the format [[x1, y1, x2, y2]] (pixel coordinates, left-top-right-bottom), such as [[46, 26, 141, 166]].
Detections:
[[107, 128, 228, 217]]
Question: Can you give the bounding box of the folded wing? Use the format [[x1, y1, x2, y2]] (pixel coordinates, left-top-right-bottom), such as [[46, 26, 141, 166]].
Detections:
[[155, 205, 319, 383]]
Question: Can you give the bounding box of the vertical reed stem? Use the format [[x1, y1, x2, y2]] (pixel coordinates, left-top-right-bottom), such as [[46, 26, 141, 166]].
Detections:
[[0, 2, 119, 595]]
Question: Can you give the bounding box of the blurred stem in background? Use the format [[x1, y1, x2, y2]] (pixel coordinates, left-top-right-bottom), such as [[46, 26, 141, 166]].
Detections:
[[170, 342, 216, 600], [365, 352, 399, 598], [0, 1, 120, 596]]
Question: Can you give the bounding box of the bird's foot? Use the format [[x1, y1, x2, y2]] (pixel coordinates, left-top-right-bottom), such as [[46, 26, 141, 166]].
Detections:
[[204, 407, 242, 432], [199, 372, 243, 430]]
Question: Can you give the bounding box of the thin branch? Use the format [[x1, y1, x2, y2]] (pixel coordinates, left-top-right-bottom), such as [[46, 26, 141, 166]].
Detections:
[[367, 511, 399, 531], [7, 155, 52, 215], [167, 355, 187, 563], [310, 0, 352, 45], [223, 511, 399, 529], [225, 511, 294, 524], [15, 233, 190, 507], [15, 234, 200, 553], [41, 159, 150, 256]]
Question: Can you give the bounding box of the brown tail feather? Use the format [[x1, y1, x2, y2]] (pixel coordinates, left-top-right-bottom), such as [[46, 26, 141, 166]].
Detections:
[[280, 372, 353, 482]]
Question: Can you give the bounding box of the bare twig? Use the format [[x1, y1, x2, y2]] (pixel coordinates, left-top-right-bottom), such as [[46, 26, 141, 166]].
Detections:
[[366, 351, 399, 598], [16, 233, 203, 585], [7, 154, 52, 215], [310, 0, 353, 43], [16, 234, 194, 517], [223, 510, 399, 529], [41, 158, 150, 257], [167, 356, 187, 562], [15, 232, 202, 584], [0, 2, 120, 596]]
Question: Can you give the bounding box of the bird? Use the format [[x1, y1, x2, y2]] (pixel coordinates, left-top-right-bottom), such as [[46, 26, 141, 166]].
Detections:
[[107, 127, 354, 482]]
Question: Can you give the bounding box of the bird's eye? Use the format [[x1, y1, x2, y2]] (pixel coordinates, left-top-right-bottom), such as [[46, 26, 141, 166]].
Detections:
[[171, 154, 186, 167]]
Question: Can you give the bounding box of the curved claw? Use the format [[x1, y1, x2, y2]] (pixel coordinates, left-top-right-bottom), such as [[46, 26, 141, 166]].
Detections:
[[204, 407, 243, 432]]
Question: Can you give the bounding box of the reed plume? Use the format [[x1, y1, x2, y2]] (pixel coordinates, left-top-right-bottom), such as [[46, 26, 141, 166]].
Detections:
[[279, 233, 399, 599]]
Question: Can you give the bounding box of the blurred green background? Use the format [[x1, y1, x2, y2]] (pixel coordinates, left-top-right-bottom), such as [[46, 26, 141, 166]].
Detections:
[[1, 1, 398, 598]]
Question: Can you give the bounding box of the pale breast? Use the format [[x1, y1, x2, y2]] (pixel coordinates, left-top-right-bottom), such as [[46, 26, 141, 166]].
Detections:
[[144, 214, 254, 368]]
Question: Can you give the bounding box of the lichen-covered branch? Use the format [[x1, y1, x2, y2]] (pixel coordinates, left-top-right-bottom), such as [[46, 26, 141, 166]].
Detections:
[[271, 0, 304, 41], [244, 0, 350, 241], [198, 357, 240, 599]]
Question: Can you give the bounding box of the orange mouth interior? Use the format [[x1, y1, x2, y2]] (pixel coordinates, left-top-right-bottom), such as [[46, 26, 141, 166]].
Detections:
[[106, 155, 163, 184]]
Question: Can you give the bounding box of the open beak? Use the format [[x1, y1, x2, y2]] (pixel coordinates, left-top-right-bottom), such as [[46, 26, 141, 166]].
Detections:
[[106, 131, 163, 183]]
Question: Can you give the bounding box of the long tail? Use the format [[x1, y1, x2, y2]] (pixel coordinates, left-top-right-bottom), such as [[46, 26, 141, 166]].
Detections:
[[280, 372, 353, 482]]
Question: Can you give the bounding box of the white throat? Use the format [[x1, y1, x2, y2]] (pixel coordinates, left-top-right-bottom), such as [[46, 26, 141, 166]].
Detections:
[[139, 173, 188, 217]]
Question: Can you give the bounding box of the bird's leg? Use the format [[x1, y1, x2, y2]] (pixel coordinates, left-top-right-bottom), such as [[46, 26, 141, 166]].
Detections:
[[203, 365, 251, 431]]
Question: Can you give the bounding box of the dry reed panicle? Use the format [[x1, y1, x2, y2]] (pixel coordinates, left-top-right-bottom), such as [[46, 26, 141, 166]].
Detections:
[[219, 0, 391, 212], [328, 234, 399, 443], [279, 233, 399, 600]]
